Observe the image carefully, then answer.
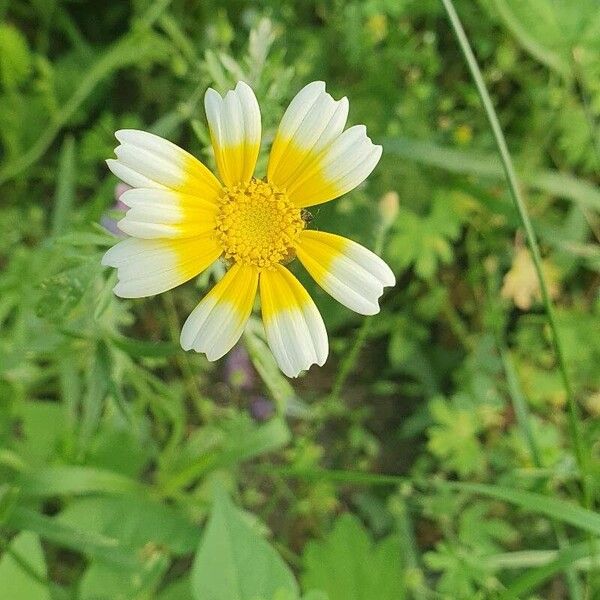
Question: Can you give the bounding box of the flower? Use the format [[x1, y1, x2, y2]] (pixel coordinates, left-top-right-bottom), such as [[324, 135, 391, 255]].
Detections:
[[101, 81, 395, 377]]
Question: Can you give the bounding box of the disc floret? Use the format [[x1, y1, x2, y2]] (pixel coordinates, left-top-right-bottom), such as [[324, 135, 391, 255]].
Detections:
[[215, 178, 304, 269]]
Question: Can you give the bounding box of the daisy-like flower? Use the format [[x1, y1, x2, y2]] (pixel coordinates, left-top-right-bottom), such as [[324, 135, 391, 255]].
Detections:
[[102, 81, 395, 377]]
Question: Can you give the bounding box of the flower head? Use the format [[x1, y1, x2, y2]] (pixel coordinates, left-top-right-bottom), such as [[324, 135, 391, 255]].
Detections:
[[102, 81, 395, 377]]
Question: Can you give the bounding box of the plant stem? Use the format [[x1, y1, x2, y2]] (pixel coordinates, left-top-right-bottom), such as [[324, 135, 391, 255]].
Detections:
[[161, 292, 212, 422], [439, 0, 591, 509], [329, 214, 391, 403]]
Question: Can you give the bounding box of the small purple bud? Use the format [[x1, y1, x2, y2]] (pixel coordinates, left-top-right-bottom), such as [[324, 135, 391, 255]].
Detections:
[[225, 345, 256, 390], [101, 184, 131, 236], [115, 183, 132, 199], [249, 395, 274, 422]]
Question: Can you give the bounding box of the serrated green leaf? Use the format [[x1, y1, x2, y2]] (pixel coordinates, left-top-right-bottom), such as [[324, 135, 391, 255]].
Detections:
[[301, 514, 405, 600]]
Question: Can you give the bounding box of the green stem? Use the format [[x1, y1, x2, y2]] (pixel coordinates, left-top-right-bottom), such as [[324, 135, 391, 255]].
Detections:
[[161, 292, 212, 422], [440, 0, 590, 509], [329, 217, 391, 403]]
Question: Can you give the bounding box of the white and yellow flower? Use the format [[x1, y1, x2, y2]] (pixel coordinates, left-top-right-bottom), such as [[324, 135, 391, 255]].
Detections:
[[102, 81, 395, 377]]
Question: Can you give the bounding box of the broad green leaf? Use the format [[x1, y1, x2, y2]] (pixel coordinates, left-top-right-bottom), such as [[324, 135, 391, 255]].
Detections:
[[158, 577, 194, 600], [301, 514, 405, 600], [192, 487, 299, 600], [0, 532, 50, 600], [59, 495, 200, 555], [78, 554, 169, 600], [13, 401, 64, 464]]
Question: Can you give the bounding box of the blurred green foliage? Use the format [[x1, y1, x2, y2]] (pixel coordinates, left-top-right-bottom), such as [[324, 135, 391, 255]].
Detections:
[[1, 0, 599, 598]]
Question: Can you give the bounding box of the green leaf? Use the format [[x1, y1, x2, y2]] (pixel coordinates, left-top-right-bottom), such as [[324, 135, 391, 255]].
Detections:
[[59, 495, 200, 555], [0, 24, 32, 90], [78, 557, 169, 600], [158, 577, 194, 600], [51, 136, 76, 237], [383, 137, 600, 212], [301, 514, 405, 600], [18, 465, 144, 498], [444, 482, 600, 536], [109, 333, 179, 358], [79, 340, 112, 454], [0, 532, 50, 600], [160, 415, 290, 494], [192, 486, 299, 600], [6, 507, 141, 568], [492, 0, 600, 76], [387, 193, 465, 279], [426, 396, 484, 477], [499, 541, 600, 599], [14, 401, 64, 465]]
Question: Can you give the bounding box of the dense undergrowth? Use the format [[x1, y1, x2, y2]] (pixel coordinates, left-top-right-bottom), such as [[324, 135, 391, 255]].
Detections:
[[1, 1, 599, 598]]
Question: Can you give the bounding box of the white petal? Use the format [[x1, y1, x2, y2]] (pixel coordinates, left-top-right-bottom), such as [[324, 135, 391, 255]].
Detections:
[[116, 188, 217, 239], [267, 83, 349, 188], [103, 237, 221, 298], [259, 266, 328, 378], [267, 83, 381, 207], [180, 264, 258, 361], [108, 129, 221, 198], [296, 230, 395, 315], [286, 126, 382, 207], [203, 81, 261, 186], [273, 81, 326, 142]]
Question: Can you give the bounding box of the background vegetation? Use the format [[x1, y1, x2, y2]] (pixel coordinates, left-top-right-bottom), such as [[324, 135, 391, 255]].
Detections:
[[1, 0, 599, 598]]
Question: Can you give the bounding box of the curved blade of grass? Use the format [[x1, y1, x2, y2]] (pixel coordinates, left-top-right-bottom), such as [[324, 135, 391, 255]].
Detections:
[[383, 137, 600, 212], [442, 482, 600, 536], [499, 541, 600, 600], [439, 0, 590, 509], [51, 136, 76, 237], [269, 466, 600, 536]]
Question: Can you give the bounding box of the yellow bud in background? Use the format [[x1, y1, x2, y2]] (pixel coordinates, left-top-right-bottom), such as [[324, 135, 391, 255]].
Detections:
[[453, 124, 473, 145], [379, 191, 399, 229]]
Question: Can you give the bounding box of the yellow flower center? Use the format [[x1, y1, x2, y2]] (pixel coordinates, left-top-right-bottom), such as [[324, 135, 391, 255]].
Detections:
[[215, 178, 305, 269]]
